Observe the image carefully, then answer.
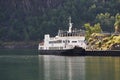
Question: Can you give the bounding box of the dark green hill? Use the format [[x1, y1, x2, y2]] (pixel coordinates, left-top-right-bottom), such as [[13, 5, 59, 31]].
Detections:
[[0, 0, 120, 41]]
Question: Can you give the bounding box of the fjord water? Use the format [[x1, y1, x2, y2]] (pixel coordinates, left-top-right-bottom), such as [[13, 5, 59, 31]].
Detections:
[[0, 49, 120, 80]]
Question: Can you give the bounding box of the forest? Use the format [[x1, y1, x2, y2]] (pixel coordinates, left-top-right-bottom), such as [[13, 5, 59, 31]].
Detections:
[[0, 0, 120, 42]]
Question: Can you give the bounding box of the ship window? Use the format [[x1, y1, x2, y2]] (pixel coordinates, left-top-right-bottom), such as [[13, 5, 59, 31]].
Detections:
[[57, 40, 62, 43], [49, 41, 53, 43], [72, 41, 77, 43], [40, 47, 43, 50], [63, 40, 70, 43], [68, 40, 70, 43], [68, 33, 72, 36], [49, 40, 62, 44], [60, 47, 63, 50]]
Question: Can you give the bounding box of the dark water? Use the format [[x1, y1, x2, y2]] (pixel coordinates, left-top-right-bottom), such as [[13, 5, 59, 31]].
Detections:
[[0, 49, 120, 80]]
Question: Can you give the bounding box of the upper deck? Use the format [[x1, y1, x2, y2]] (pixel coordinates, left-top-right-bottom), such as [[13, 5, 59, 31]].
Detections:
[[58, 29, 85, 37]]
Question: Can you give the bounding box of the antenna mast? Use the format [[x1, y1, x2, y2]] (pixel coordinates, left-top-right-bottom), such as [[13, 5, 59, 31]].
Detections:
[[68, 17, 72, 33]]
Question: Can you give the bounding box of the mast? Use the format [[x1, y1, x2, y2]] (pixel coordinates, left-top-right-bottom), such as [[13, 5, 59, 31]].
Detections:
[[68, 17, 72, 33]]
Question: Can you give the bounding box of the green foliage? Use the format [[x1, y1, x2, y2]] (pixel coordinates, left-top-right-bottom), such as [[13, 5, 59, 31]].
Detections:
[[95, 13, 115, 32], [0, 0, 120, 41], [84, 23, 102, 40], [114, 13, 120, 33]]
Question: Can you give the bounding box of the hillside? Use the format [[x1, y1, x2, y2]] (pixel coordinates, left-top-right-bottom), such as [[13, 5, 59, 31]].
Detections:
[[0, 0, 120, 41]]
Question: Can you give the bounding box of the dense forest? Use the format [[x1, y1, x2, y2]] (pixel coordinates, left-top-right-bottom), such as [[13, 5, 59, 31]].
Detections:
[[0, 0, 120, 41]]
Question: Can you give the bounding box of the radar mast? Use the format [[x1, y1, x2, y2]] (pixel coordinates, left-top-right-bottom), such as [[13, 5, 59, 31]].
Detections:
[[68, 17, 72, 33]]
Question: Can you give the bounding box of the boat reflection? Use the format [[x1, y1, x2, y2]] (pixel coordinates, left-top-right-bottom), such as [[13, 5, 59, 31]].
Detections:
[[39, 55, 120, 80], [39, 55, 85, 80], [85, 57, 120, 80]]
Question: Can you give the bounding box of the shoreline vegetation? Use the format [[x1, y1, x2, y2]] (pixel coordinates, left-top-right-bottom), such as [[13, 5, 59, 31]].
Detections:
[[87, 33, 120, 50], [0, 41, 39, 49], [85, 13, 120, 51]]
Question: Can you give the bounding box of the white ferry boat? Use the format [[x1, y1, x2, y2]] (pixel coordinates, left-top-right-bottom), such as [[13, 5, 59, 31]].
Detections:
[[38, 17, 87, 55]]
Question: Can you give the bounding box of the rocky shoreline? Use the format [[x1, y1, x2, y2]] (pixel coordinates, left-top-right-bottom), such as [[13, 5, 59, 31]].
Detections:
[[87, 33, 120, 50], [0, 41, 38, 49]]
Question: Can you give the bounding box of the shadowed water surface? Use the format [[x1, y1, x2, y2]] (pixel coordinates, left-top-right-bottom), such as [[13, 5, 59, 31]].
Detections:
[[0, 55, 38, 80], [0, 49, 120, 80]]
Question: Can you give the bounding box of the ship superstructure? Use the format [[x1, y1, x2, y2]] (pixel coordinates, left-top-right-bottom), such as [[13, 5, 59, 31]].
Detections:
[[38, 17, 87, 51]]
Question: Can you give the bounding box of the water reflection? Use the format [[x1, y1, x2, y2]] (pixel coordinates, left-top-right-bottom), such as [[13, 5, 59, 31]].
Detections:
[[85, 57, 120, 80], [39, 55, 85, 80], [39, 56, 120, 80]]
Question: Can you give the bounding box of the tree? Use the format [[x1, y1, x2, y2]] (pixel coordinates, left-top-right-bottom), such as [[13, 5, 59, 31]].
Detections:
[[95, 13, 115, 32], [84, 23, 102, 40], [0, 0, 120, 41], [114, 13, 120, 33]]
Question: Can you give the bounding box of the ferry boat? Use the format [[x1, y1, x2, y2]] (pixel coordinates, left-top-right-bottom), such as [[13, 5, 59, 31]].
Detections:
[[38, 17, 87, 55]]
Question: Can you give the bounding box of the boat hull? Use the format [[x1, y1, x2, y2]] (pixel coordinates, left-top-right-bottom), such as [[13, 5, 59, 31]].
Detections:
[[38, 45, 120, 56], [39, 49, 120, 56], [38, 47, 85, 56]]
